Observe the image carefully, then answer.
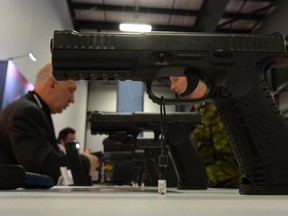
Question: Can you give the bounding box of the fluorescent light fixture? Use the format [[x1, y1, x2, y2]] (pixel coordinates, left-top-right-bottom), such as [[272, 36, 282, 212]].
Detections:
[[6, 52, 37, 62], [28, 52, 37, 62], [119, 23, 152, 32]]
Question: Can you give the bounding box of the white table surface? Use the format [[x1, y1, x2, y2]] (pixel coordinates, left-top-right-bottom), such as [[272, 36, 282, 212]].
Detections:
[[0, 185, 288, 216]]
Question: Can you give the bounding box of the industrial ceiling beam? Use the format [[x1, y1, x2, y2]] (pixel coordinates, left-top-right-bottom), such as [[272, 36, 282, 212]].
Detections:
[[193, 0, 229, 32], [67, 0, 275, 34], [70, 2, 264, 21]]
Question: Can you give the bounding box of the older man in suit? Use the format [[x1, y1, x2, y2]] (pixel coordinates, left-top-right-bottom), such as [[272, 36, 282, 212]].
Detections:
[[0, 63, 98, 183]]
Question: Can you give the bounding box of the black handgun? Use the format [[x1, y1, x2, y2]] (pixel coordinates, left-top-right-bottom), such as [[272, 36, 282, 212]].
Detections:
[[51, 30, 288, 194], [90, 111, 209, 189]]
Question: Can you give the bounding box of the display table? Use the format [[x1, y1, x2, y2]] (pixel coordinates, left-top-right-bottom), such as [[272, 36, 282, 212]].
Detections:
[[0, 186, 287, 216]]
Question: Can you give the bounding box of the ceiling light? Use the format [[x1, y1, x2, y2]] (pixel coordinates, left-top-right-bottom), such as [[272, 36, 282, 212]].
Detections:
[[119, 23, 152, 32], [28, 53, 37, 62], [6, 52, 37, 62]]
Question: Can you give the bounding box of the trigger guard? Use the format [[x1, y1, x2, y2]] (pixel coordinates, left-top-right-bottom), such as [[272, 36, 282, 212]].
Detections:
[[179, 72, 200, 97], [146, 81, 161, 103]]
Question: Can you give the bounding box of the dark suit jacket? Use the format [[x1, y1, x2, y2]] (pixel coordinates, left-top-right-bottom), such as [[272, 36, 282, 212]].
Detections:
[[0, 91, 68, 182]]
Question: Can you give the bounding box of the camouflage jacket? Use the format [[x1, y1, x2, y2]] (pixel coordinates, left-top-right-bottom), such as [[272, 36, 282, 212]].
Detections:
[[192, 103, 240, 188]]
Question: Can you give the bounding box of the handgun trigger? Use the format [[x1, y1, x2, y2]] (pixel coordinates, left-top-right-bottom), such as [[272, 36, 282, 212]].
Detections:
[[179, 72, 200, 98]]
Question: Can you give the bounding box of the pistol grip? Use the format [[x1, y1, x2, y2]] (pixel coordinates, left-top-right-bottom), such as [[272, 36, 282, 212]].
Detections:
[[217, 79, 288, 194], [165, 125, 209, 190]]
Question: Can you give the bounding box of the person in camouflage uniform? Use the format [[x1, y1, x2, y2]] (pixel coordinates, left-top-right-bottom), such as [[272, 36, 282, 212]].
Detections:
[[170, 76, 240, 188], [192, 102, 240, 188]]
